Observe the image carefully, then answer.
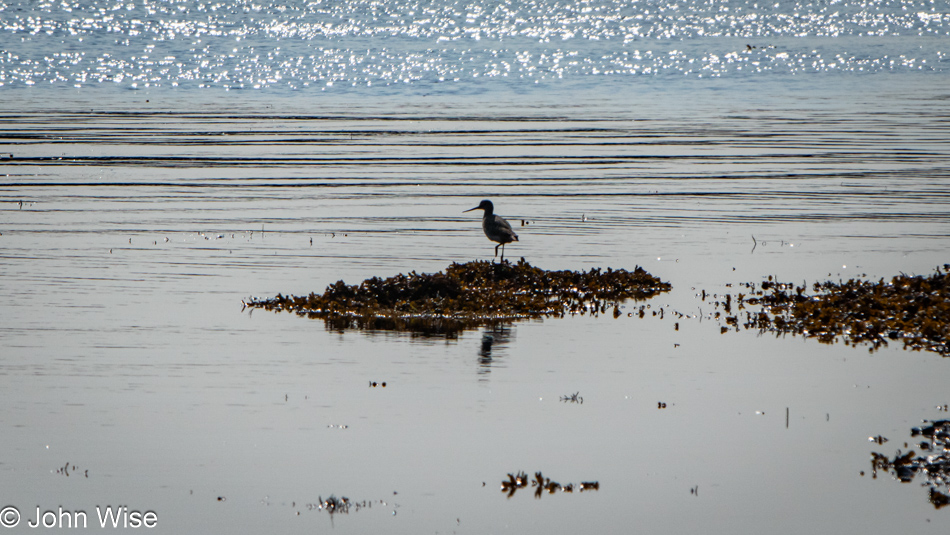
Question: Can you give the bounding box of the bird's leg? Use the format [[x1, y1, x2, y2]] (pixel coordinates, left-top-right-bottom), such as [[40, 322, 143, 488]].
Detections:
[[500, 243, 505, 262], [494, 243, 501, 258]]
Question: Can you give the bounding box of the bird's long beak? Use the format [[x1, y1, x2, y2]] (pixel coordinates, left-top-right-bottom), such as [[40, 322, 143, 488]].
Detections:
[[463, 206, 480, 213]]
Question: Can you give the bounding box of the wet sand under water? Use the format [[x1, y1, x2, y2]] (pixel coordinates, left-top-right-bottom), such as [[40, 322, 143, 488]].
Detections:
[[1, 84, 950, 534]]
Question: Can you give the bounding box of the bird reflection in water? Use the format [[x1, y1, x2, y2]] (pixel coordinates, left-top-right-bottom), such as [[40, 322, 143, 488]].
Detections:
[[478, 323, 514, 377]]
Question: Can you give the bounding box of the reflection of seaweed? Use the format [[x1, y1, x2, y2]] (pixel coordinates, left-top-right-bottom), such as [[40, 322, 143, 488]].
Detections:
[[705, 266, 950, 356], [244, 259, 670, 336], [500, 471, 599, 499], [870, 419, 950, 509]]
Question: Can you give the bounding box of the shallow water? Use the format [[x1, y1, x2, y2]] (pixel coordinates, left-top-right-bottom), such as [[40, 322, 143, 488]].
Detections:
[[2, 0, 950, 532], [2, 79, 950, 533]]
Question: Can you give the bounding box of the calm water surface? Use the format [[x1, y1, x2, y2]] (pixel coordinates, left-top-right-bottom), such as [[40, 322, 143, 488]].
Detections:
[[2, 0, 950, 533]]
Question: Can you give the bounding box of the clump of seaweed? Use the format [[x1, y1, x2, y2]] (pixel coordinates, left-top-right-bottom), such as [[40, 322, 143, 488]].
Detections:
[[305, 495, 391, 515], [500, 471, 599, 499], [54, 461, 88, 478], [718, 265, 950, 356], [316, 495, 350, 515], [870, 419, 950, 509], [244, 259, 670, 335]]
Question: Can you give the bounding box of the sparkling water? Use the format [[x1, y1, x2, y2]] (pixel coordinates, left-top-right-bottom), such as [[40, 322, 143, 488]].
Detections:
[[1, 0, 946, 94]]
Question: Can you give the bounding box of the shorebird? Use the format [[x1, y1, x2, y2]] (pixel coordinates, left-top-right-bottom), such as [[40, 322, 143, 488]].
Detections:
[[464, 199, 519, 261]]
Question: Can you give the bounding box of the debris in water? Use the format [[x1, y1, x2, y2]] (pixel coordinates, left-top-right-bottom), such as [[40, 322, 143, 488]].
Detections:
[[54, 461, 86, 477], [668, 266, 950, 356], [560, 392, 583, 404], [870, 419, 950, 509], [736, 266, 950, 356], [500, 471, 598, 499]]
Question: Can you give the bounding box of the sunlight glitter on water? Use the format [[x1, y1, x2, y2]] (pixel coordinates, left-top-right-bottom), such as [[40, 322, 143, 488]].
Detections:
[[0, 0, 946, 89]]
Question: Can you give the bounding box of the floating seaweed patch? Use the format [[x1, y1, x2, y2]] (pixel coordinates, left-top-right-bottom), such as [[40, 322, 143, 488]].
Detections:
[[695, 266, 950, 356], [244, 259, 670, 335], [869, 419, 950, 509], [500, 471, 599, 499], [313, 496, 350, 515]]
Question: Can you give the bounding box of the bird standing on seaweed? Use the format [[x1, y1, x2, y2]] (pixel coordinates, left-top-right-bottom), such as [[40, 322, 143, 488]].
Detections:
[[464, 199, 519, 262]]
